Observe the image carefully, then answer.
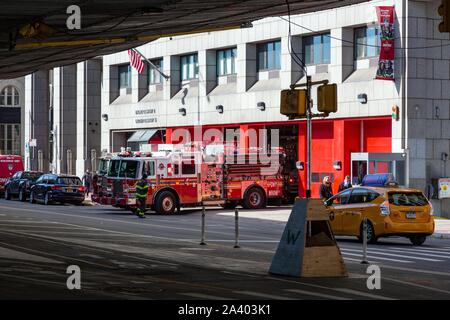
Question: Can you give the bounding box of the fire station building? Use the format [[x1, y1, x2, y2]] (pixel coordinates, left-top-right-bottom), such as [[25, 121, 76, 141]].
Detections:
[[24, 0, 450, 216]]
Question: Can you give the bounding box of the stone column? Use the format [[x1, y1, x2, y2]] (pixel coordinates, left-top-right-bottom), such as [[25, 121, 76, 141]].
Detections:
[[52, 65, 77, 175], [24, 70, 50, 172], [237, 43, 257, 93], [281, 35, 303, 89], [76, 59, 102, 178]]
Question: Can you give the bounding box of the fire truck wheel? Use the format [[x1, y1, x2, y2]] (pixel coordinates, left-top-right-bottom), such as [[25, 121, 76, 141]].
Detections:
[[243, 187, 266, 210], [155, 191, 178, 215]]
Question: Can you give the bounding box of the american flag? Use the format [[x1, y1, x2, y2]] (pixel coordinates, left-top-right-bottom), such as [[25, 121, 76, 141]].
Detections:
[[128, 49, 145, 74]]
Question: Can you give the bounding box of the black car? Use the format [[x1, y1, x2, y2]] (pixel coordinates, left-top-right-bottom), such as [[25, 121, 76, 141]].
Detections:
[[30, 174, 85, 205], [4, 171, 43, 201]]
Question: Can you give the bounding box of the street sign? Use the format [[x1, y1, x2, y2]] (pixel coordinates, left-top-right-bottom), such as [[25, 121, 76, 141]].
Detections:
[[438, 178, 450, 199], [29, 139, 37, 147]]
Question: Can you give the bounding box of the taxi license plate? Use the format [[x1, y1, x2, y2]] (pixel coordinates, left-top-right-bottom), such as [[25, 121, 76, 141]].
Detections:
[[406, 212, 416, 219], [67, 188, 73, 193]]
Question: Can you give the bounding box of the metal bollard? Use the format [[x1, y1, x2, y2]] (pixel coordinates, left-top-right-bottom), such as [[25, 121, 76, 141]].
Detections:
[[361, 217, 369, 264], [200, 206, 206, 245], [234, 208, 240, 248]]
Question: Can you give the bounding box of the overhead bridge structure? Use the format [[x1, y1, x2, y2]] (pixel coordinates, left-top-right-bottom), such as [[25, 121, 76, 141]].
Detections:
[[0, 0, 368, 78]]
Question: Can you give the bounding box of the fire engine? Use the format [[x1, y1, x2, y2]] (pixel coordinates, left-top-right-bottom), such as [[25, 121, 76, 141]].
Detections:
[[92, 145, 293, 214], [0, 155, 24, 194]]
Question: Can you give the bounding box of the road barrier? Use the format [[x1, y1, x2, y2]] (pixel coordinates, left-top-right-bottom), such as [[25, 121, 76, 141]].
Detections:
[[200, 206, 206, 245], [269, 199, 348, 278], [234, 208, 240, 248], [361, 217, 369, 264]]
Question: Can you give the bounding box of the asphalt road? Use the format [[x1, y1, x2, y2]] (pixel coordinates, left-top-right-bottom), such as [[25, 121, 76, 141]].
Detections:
[[0, 198, 449, 300]]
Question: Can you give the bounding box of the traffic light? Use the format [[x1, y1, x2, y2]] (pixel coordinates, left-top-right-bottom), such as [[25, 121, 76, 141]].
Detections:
[[280, 89, 307, 118], [439, 0, 450, 32], [317, 84, 337, 114]]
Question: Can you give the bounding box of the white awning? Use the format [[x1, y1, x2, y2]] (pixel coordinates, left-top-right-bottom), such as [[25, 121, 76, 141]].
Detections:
[[127, 129, 158, 143]]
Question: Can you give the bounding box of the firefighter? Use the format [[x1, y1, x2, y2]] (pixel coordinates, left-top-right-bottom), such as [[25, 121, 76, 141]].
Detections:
[[135, 173, 149, 218]]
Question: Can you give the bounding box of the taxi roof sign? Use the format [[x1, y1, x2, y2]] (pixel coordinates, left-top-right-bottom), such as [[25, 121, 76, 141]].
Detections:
[[361, 173, 398, 187]]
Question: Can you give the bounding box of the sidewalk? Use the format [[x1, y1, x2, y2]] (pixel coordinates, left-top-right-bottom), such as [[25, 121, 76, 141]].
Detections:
[[433, 219, 450, 239]]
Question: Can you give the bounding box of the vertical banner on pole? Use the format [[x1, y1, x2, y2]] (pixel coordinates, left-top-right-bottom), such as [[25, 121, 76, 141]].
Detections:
[[376, 6, 395, 81]]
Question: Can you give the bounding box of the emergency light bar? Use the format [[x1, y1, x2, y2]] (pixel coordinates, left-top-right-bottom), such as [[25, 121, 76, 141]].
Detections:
[[361, 173, 398, 187]]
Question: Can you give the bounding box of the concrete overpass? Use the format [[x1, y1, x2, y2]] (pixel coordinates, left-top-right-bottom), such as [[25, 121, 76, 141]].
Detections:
[[0, 0, 368, 78]]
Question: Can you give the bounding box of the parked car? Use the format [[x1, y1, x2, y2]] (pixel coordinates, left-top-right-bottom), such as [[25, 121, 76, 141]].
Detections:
[[4, 171, 43, 201], [30, 174, 85, 205], [324, 174, 434, 246], [0, 155, 24, 195]]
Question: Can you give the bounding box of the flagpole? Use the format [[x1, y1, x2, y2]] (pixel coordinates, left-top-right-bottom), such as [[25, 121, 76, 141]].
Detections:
[[132, 48, 170, 81]]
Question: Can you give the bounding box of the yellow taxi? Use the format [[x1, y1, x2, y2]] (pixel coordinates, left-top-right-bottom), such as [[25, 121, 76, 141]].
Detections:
[[324, 174, 434, 246]]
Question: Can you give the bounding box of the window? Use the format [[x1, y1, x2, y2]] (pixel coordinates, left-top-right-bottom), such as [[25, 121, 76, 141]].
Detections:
[[99, 159, 109, 175], [0, 86, 20, 107], [181, 162, 196, 175], [47, 176, 57, 185], [57, 177, 82, 185], [327, 189, 352, 206], [118, 64, 131, 89], [354, 26, 380, 59], [257, 41, 281, 71], [388, 192, 429, 206], [23, 172, 42, 181], [349, 188, 380, 204], [217, 48, 237, 76], [143, 161, 156, 176], [148, 59, 164, 84], [108, 160, 121, 177], [181, 54, 199, 81], [36, 175, 45, 184], [0, 124, 21, 155], [303, 33, 330, 65], [118, 160, 139, 178]]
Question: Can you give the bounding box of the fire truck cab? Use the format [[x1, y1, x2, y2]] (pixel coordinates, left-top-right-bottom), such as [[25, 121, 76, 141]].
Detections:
[[93, 145, 289, 214]]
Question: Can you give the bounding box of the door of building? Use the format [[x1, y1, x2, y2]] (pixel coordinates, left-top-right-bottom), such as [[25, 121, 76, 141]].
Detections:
[[351, 152, 406, 186]]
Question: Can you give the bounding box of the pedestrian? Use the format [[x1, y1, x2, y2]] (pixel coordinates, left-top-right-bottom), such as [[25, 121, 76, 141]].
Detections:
[[82, 169, 92, 197], [338, 175, 352, 193], [135, 173, 149, 219], [319, 176, 333, 200]]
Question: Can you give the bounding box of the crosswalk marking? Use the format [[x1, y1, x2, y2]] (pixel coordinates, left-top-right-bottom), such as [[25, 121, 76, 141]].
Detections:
[[295, 282, 395, 300], [387, 247, 450, 256], [285, 289, 350, 300], [341, 251, 413, 263], [180, 293, 234, 300], [234, 291, 297, 300], [343, 257, 380, 264], [341, 248, 443, 262], [377, 248, 450, 259], [332, 288, 395, 300]]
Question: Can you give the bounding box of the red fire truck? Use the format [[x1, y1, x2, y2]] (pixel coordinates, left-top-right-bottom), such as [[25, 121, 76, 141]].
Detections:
[[92, 146, 291, 214], [0, 155, 24, 195]]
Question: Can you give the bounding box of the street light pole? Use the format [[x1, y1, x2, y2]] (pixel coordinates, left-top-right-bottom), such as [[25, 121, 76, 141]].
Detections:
[[306, 75, 312, 199], [290, 77, 330, 199]]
